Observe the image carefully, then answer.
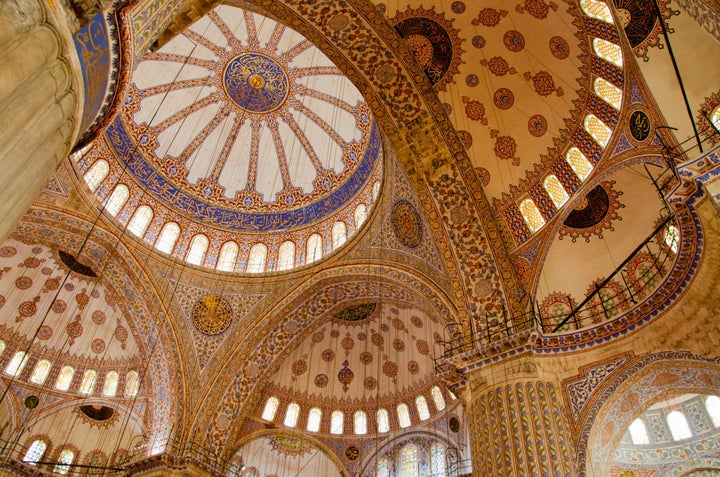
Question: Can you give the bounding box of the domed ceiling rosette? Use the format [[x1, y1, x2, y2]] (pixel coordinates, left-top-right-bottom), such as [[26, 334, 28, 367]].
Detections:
[[98, 5, 382, 269]]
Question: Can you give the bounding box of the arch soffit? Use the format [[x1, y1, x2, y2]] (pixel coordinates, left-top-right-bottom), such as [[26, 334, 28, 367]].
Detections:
[[577, 352, 720, 476]]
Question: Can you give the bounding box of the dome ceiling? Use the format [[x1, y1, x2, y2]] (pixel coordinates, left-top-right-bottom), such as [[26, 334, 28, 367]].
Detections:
[[82, 4, 382, 270]]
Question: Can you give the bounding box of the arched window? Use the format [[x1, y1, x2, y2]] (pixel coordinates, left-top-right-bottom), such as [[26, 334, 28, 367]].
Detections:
[[0, 340, 5, 355], [566, 147, 594, 181], [127, 205, 153, 238], [543, 175, 570, 208], [55, 365, 74, 391], [22, 439, 46, 464], [519, 199, 546, 233], [628, 418, 650, 445], [706, 395, 720, 427], [399, 443, 419, 477], [284, 403, 300, 428], [584, 114, 613, 148], [711, 105, 720, 131], [306, 234, 323, 264], [580, 0, 614, 23], [416, 396, 430, 421], [664, 224, 680, 253], [354, 410, 367, 435], [261, 397, 279, 421], [103, 371, 119, 397], [593, 38, 623, 67], [186, 234, 208, 265], [594, 77, 623, 110], [431, 386, 446, 411], [105, 184, 129, 216], [332, 222, 347, 250], [79, 369, 97, 394], [54, 449, 74, 475], [330, 410, 344, 434], [5, 351, 28, 377], [307, 407, 321, 432], [30, 359, 51, 385], [125, 370, 139, 397], [377, 408, 390, 433], [155, 222, 180, 254], [216, 241, 238, 272], [431, 443, 446, 476], [277, 241, 295, 271], [84, 160, 109, 192], [247, 243, 267, 273], [354, 204, 367, 229], [376, 457, 389, 477], [397, 403, 411, 428], [667, 410, 692, 440]]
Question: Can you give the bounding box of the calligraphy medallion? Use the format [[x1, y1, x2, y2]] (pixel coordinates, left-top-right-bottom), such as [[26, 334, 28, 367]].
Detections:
[[223, 53, 289, 113]]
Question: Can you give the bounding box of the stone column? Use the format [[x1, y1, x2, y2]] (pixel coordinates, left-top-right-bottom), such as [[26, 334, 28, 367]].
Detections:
[[464, 358, 578, 476], [0, 0, 81, 241]]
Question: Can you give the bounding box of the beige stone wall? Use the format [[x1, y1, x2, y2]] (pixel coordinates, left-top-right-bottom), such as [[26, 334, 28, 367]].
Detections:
[[0, 0, 83, 242]]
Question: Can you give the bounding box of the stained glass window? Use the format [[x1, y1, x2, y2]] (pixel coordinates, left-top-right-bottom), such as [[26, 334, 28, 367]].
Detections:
[[125, 370, 140, 397], [306, 234, 323, 264], [105, 185, 129, 216], [332, 221, 347, 250], [397, 403, 411, 428], [706, 396, 720, 427], [416, 396, 430, 421], [261, 397, 279, 421], [519, 199, 546, 233], [594, 77, 623, 110], [55, 365, 74, 391], [354, 204, 367, 229], [84, 160, 109, 192], [628, 418, 649, 445], [216, 241, 239, 272], [80, 369, 97, 394], [580, 0, 614, 23], [103, 371, 119, 397], [331, 410, 344, 434], [284, 402, 300, 427], [584, 114, 613, 148], [5, 351, 28, 377], [667, 411, 692, 440], [277, 241, 295, 271], [593, 38, 623, 67], [54, 449, 74, 475], [155, 222, 180, 254], [307, 407, 321, 432], [30, 359, 51, 385], [431, 386, 446, 411], [127, 205, 153, 238], [186, 234, 209, 266], [400, 443, 419, 477], [377, 408, 390, 433], [664, 224, 680, 253], [354, 410, 367, 435], [22, 440, 46, 464], [566, 147, 594, 181], [376, 457, 389, 477], [544, 175, 570, 208], [431, 443, 446, 476], [247, 243, 267, 273]]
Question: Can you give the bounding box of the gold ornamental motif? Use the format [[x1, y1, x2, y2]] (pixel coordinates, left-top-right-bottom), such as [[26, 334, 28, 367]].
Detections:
[[191, 295, 233, 335]]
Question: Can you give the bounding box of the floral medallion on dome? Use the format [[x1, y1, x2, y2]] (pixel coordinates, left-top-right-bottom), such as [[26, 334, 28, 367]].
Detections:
[[612, 0, 677, 60], [337, 360, 354, 392], [391, 6, 464, 91], [559, 181, 625, 242], [222, 53, 289, 113], [191, 295, 233, 335], [391, 200, 423, 248]]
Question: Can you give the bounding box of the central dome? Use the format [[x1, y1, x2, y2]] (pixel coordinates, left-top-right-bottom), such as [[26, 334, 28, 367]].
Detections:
[[80, 5, 383, 273]]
